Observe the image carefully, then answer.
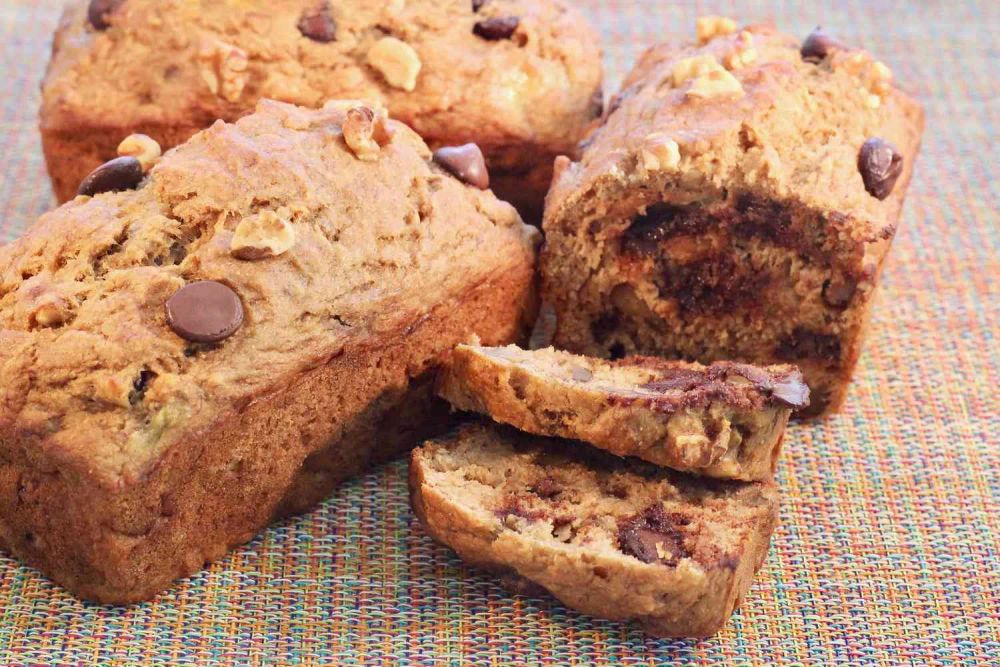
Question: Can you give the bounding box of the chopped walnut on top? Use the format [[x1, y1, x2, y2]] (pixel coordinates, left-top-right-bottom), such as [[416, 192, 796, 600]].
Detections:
[[367, 37, 422, 91], [695, 15, 737, 43], [198, 39, 250, 102], [342, 106, 394, 161]]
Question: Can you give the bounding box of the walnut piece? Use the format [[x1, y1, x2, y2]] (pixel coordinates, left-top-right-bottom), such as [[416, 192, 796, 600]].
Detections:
[[199, 40, 249, 102], [722, 31, 757, 70], [342, 106, 393, 161], [117, 133, 162, 171], [686, 68, 744, 99], [640, 133, 681, 172], [695, 15, 737, 44], [672, 55, 722, 87], [230, 209, 296, 260], [367, 37, 422, 92]]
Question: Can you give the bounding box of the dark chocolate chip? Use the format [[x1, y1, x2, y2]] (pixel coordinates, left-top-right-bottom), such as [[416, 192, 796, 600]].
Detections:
[[166, 281, 244, 343], [769, 375, 811, 409], [858, 138, 904, 200], [618, 504, 691, 564], [471, 0, 489, 11], [432, 144, 490, 189], [473, 16, 520, 40], [821, 277, 857, 309], [128, 369, 156, 406], [298, 2, 336, 43], [77, 156, 144, 197], [800, 27, 847, 62], [88, 0, 125, 31]]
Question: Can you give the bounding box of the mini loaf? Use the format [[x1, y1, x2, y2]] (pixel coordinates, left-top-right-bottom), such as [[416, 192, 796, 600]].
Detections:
[[410, 422, 779, 638], [541, 20, 924, 416], [0, 99, 539, 603], [41, 0, 604, 219], [437, 343, 808, 480]]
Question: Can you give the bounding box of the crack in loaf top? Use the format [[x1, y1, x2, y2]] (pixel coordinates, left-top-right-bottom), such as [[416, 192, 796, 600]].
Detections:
[[41, 0, 602, 153], [0, 100, 538, 486], [544, 23, 924, 242]]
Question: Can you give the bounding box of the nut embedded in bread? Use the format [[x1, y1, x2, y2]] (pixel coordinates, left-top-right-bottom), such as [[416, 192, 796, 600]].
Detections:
[[40, 0, 604, 220], [0, 100, 539, 603], [437, 343, 808, 480], [410, 422, 779, 638], [541, 20, 924, 416]]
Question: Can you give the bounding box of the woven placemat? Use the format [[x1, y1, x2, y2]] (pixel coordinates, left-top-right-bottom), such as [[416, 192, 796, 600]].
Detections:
[[1, 1, 997, 664]]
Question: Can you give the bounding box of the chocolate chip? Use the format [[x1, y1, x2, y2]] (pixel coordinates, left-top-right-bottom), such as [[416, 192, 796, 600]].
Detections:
[[432, 144, 490, 189], [473, 16, 519, 40], [298, 2, 336, 42], [640, 368, 707, 393], [821, 277, 857, 309], [858, 138, 904, 200], [88, 0, 125, 31], [800, 27, 847, 62], [471, 0, 489, 10], [617, 504, 691, 564], [129, 369, 156, 406], [769, 376, 811, 409], [77, 156, 144, 197], [530, 477, 561, 499], [166, 281, 244, 343], [776, 327, 841, 362]]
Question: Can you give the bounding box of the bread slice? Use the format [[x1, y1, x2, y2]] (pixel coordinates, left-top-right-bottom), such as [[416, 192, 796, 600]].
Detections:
[[410, 421, 779, 638], [437, 344, 808, 480]]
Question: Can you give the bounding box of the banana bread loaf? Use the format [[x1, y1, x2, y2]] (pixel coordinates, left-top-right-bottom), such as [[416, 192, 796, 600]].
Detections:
[[0, 99, 539, 603], [410, 421, 779, 637], [437, 343, 808, 480], [540, 20, 924, 415], [41, 0, 604, 219]]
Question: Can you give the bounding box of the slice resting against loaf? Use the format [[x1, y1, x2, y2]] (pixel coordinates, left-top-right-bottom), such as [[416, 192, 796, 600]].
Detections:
[[437, 343, 808, 480], [0, 100, 538, 603], [541, 20, 924, 416], [410, 422, 779, 638]]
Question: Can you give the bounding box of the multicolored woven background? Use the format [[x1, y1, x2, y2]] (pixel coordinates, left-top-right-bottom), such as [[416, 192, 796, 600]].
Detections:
[[1, 1, 997, 665]]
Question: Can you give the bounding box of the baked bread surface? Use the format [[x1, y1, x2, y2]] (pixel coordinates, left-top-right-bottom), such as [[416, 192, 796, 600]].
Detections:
[[0, 100, 538, 602], [410, 421, 779, 637], [41, 0, 604, 216], [541, 22, 924, 415], [437, 343, 808, 480]]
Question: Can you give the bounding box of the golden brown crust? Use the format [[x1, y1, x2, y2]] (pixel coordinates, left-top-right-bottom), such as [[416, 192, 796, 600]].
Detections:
[[409, 422, 779, 638], [540, 22, 924, 416], [437, 344, 806, 480], [0, 101, 538, 602], [40, 0, 604, 212]]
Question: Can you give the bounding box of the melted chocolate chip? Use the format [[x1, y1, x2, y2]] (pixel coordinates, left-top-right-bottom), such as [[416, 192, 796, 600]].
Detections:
[[800, 27, 847, 62], [858, 138, 904, 200], [618, 504, 691, 564], [530, 477, 561, 499], [77, 156, 144, 197], [298, 2, 336, 42], [473, 16, 520, 40], [640, 368, 707, 393], [822, 277, 857, 309], [433, 144, 490, 189], [166, 281, 244, 343], [776, 327, 841, 362], [88, 0, 125, 31]]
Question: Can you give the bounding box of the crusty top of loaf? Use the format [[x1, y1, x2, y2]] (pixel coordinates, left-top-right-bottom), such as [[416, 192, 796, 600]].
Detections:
[[41, 0, 602, 156], [0, 99, 538, 486], [545, 22, 924, 241]]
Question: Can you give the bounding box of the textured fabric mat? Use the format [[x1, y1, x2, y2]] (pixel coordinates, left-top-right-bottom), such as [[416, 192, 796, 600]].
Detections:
[[1, 1, 998, 665]]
